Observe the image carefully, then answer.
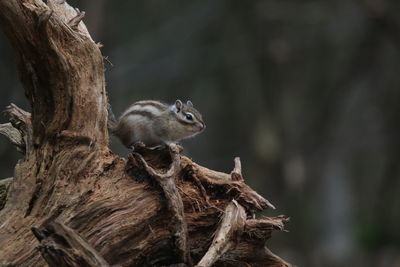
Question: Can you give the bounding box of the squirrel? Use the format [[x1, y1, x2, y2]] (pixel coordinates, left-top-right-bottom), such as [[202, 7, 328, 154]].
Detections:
[[108, 99, 205, 148]]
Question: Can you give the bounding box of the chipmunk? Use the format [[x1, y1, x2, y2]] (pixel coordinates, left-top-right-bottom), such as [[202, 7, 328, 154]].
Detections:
[[108, 100, 205, 148]]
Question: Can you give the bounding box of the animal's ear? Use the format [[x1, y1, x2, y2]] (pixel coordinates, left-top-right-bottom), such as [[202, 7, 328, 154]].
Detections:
[[175, 99, 183, 112], [186, 100, 193, 107]]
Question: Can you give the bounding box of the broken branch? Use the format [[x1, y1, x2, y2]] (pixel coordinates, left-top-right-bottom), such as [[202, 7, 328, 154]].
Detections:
[[68, 8, 85, 30], [0, 123, 25, 153], [129, 144, 192, 266], [230, 157, 243, 182], [1, 104, 32, 154], [196, 200, 246, 267]]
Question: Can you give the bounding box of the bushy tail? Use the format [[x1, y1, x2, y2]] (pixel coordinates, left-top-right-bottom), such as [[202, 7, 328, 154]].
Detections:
[[107, 103, 117, 133]]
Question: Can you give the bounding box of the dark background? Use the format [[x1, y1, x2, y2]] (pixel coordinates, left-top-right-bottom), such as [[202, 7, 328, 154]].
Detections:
[[1, 1, 400, 266]]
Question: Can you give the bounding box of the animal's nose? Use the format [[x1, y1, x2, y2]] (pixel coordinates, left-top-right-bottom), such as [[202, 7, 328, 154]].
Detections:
[[198, 122, 206, 131]]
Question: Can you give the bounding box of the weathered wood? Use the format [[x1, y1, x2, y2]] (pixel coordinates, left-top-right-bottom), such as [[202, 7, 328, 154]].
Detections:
[[0, 0, 108, 148], [230, 157, 243, 182], [0, 0, 291, 266], [183, 157, 276, 212], [129, 143, 192, 266], [196, 200, 246, 267], [0, 123, 24, 153], [0, 104, 33, 154], [32, 221, 110, 267], [0, 177, 13, 210]]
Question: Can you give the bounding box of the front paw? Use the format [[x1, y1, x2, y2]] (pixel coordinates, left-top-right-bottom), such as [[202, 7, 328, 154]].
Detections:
[[131, 141, 146, 150], [167, 143, 183, 154]]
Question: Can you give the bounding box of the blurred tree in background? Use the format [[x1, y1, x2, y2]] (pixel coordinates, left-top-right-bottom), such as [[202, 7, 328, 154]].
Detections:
[[1, 0, 400, 266]]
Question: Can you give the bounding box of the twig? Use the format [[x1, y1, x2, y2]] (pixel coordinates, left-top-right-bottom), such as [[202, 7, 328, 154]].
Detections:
[[68, 8, 85, 30], [230, 157, 243, 182], [196, 200, 246, 267], [130, 144, 192, 266]]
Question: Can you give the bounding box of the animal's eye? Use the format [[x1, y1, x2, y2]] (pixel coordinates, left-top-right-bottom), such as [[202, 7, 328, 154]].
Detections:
[[185, 113, 193, 121]]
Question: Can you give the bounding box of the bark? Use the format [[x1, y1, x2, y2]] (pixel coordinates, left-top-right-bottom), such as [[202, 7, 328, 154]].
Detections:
[[31, 221, 109, 267], [0, 0, 291, 266], [0, 177, 13, 210]]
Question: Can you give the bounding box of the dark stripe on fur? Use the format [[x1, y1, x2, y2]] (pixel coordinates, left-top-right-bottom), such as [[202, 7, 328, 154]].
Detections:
[[133, 101, 166, 111], [125, 110, 156, 119]]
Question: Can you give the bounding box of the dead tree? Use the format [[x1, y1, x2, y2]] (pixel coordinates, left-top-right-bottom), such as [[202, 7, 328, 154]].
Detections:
[[0, 1, 291, 266]]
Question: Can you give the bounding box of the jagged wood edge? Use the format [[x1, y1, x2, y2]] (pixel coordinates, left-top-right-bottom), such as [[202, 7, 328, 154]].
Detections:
[[128, 144, 192, 266], [196, 202, 291, 267], [182, 157, 276, 214], [127, 146, 291, 266], [216, 215, 291, 266], [0, 104, 33, 155], [31, 221, 110, 267], [47, 0, 93, 41], [0, 123, 24, 153], [0, 103, 33, 209], [196, 200, 246, 267], [0, 178, 13, 211]]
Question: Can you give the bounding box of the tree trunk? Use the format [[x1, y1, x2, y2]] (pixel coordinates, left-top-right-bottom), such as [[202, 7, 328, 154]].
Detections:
[[0, 1, 291, 266]]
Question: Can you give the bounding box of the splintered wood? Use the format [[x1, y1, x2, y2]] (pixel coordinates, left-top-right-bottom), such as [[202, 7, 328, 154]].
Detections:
[[126, 144, 290, 266], [32, 221, 110, 267]]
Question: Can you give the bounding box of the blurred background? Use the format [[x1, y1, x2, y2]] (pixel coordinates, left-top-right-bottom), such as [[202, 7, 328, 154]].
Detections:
[[1, 0, 400, 266]]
